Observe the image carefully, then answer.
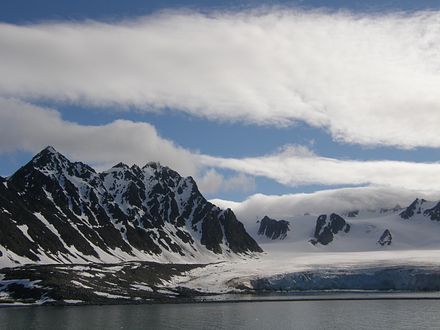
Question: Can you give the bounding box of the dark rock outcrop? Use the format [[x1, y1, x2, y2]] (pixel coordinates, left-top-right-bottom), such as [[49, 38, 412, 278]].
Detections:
[[0, 146, 262, 265], [257, 216, 290, 240], [221, 209, 262, 253], [400, 199, 440, 222], [423, 202, 440, 221], [377, 229, 392, 246], [310, 213, 350, 245], [0, 261, 207, 305], [400, 198, 426, 219]]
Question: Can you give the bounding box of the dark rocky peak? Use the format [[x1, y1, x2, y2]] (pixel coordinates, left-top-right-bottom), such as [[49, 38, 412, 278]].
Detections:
[[257, 216, 290, 240], [143, 161, 168, 173], [31, 146, 69, 169], [178, 176, 200, 195], [144, 162, 179, 175], [39, 145, 57, 155], [378, 229, 392, 246], [112, 162, 130, 170], [400, 198, 427, 219], [69, 161, 96, 180], [218, 209, 263, 253], [142, 162, 184, 188], [143, 162, 179, 178], [9, 146, 96, 188], [130, 164, 142, 175], [423, 202, 440, 221], [102, 163, 138, 183], [29, 146, 96, 178], [310, 213, 350, 246]]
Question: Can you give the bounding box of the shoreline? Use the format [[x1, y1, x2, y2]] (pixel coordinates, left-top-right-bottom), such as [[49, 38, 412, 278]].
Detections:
[[2, 262, 440, 308], [2, 292, 440, 308]]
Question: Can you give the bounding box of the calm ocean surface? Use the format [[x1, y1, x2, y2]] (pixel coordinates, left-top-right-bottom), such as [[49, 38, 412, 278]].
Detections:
[[1, 296, 440, 330]]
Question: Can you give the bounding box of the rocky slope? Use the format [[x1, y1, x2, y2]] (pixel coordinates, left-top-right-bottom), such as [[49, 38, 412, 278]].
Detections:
[[0, 261, 209, 305], [0, 147, 261, 267], [310, 213, 350, 245], [400, 198, 440, 221], [378, 229, 392, 246], [257, 216, 290, 240]]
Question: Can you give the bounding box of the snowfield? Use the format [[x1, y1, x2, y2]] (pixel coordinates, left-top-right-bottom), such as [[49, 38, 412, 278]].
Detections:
[[172, 207, 440, 293]]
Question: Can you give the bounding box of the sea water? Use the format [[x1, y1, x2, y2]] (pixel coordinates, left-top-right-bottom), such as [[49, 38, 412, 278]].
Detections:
[[1, 296, 440, 329]]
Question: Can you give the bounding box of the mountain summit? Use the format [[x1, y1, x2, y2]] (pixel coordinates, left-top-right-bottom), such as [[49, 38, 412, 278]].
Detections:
[[0, 147, 261, 267]]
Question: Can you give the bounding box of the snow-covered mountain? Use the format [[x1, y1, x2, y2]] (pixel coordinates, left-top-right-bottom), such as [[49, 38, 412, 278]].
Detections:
[[243, 200, 440, 253], [0, 147, 261, 267], [257, 216, 290, 240], [399, 198, 440, 221], [173, 203, 440, 295], [4, 147, 440, 304], [2, 148, 438, 269]]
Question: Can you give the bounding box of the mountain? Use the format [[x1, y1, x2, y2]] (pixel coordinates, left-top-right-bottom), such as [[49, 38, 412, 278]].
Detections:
[[4, 157, 440, 305], [310, 213, 351, 245], [257, 216, 290, 240], [0, 147, 261, 267], [400, 198, 440, 221], [245, 200, 440, 252], [377, 229, 392, 246]]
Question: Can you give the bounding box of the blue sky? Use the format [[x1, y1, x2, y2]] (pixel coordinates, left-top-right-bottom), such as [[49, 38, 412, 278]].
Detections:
[[2, 0, 440, 23], [1, 0, 440, 205]]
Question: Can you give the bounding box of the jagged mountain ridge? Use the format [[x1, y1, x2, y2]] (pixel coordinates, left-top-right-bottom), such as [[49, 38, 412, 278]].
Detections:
[[0, 147, 261, 267], [399, 198, 440, 221]]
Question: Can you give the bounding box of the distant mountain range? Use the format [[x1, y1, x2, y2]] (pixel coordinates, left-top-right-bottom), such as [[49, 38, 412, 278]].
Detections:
[[252, 197, 440, 251], [0, 147, 261, 267]]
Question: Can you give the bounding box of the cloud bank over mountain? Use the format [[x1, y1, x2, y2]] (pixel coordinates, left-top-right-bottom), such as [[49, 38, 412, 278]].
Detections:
[[211, 187, 440, 222]]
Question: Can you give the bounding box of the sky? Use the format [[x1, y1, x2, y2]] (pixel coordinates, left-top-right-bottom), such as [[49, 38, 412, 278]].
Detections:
[[1, 0, 440, 217]]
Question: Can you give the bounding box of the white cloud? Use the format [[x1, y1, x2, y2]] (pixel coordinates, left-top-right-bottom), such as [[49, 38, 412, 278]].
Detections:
[[197, 169, 256, 195], [223, 172, 256, 193], [0, 98, 198, 176], [197, 169, 224, 194], [1, 10, 440, 148], [3, 98, 440, 199], [0, 98, 252, 195], [211, 187, 440, 222], [200, 145, 440, 191]]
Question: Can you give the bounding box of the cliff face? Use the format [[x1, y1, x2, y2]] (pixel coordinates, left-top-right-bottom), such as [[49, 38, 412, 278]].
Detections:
[[257, 216, 290, 240], [310, 213, 350, 245]]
